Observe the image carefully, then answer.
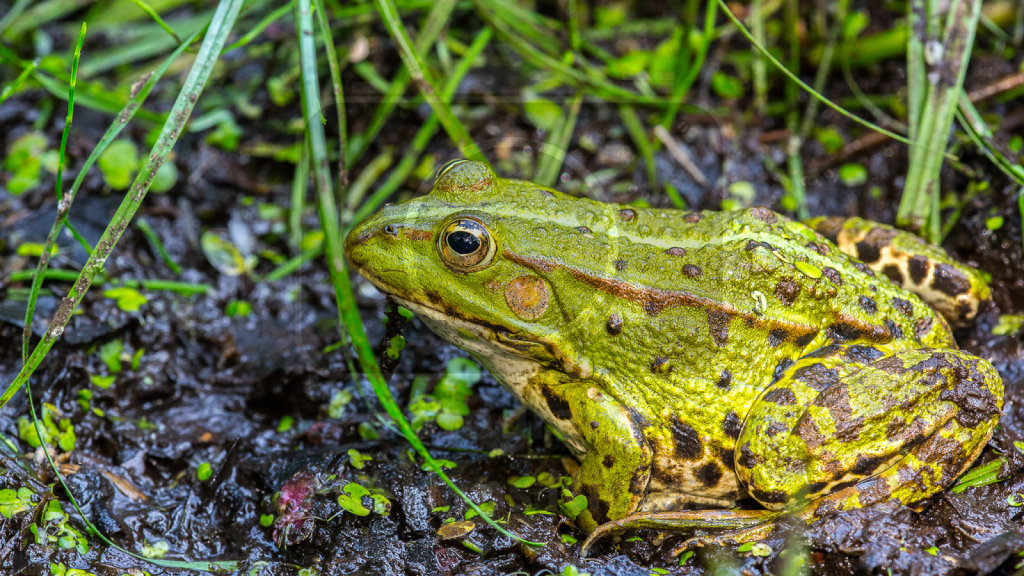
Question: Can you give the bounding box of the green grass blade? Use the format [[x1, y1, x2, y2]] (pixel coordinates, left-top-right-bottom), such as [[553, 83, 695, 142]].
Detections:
[[224, 0, 295, 52], [375, 0, 486, 163], [535, 93, 583, 187], [127, 0, 183, 43], [898, 0, 981, 240], [21, 22, 85, 363], [345, 0, 457, 168], [1, 0, 242, 409], [956, 95, 1024, 187], [350, 27, 492, 224], [313, 0, 349, 189], [17, 29, 202, 375], [713, 0, 916, 148], [0, 58, 36, 105]]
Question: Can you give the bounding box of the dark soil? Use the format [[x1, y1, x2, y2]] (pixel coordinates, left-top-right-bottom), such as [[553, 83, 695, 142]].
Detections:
[[2, 5, 1024, 576]]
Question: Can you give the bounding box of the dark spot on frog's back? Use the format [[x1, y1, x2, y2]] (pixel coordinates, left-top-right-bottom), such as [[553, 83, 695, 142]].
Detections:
[[745, 240, 774, 252], [763, 387, 797, 405], [768, 328, 790, 347], [738, 442, 758, 469], [614, 259, 628, 272], [775, 279, 801, 306], [717, 447, 735, 470], [619, 208, 637, 222], [852, 455, 888, 476], [859, 295, 877, 314], [892, 297, 914, 317], [844, 344, 885, 365], [752, 488, 789, 505], [603, 455, 615, 468], [696, 462, 723, 487], [855, 241, 881, 264], [932, 263, 971, 296], [884, 318, 904, 340], [671, 418, 703, 459], [792, 363, 840, 391], [822, 267, 843, 285], [651, 356, 671, 373], [683, 264, 702, 278], [748, 206, 777, 223], [908, 255, 929, 285], [606, 314, 623, 335], [664, 247, 687, 257], [722, 412, 743, 439], [542, 388, 571, 420], [716, 369, 732, 390], [683, 212, 702, 223], [882, 264, 904, 285], [708, 309, 731, 347]]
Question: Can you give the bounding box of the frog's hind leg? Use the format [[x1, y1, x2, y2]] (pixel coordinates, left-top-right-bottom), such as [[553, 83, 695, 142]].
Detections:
[[736, 343, 1003, 516], [806, 216, 989, 326]]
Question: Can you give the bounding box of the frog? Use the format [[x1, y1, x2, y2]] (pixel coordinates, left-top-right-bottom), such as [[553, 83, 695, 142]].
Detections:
[[344, 159, 1004, 553]]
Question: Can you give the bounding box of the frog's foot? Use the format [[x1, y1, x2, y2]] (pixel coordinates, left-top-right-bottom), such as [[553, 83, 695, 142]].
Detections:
[[805, 216, 990, 326], [579, 509, 780, 558], [736, 343, 1003, 515]]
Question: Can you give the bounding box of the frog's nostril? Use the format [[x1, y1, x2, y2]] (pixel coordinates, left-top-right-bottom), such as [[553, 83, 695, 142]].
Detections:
[[384, 224, 398, 237]]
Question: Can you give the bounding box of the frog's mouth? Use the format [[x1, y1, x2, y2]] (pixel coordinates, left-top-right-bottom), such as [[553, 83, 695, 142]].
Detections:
[[391, 296, 548, 359]]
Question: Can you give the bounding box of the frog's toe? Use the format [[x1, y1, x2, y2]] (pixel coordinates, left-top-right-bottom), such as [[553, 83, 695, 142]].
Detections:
[[579, 509, 779, 558]]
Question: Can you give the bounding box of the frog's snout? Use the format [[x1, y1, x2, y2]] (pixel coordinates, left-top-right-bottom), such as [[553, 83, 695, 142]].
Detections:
[[343, 217, 379, 271]]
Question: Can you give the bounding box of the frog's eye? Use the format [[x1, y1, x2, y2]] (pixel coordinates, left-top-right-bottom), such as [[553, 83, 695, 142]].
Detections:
[[436, 159, 469, 180], [438, 218, 495, 272]]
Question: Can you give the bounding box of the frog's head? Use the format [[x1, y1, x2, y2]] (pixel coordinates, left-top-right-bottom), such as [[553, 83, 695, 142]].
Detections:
[[345, 160, 600, 370]]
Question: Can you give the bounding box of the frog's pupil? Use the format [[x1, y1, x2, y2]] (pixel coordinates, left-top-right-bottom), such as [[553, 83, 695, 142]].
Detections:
[[447, 231, 480, 255]]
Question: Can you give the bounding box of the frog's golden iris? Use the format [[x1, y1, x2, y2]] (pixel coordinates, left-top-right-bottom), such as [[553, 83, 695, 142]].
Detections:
[[345, 160, 1003, 555], [437, 217, 495, 272]]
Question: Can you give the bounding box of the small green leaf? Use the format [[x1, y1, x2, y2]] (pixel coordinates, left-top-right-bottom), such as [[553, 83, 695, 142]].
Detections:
[[678, 550, 694, 564], [560, 533, 577, 545], [201, 231, 255, 276], [98, 139, 140, 190], [347, 448, 372, 470], [259, 513, 275, 527], [16, 242, 58, 257], [436, 411, 464, 431], [524, 92, 562, 132], [559, 494, 588, 520], [98, 339, 124, 373], [103, 287, 148, 312], [140, 539, 169, 558], [225, 299, 252, 317], [4, 131, 47, 195], [985, 216, 1004, 231], [924, 546, 939, 556], [197, 462, 213, 481], [276, 415, 294, 433], [606, 51, 650, 79], [370, 493, 391, 515], [839, 163, 868, 186], [89, 374, 115, 389], [711, 72, 743, 99], [508, 475, 536, 489], [464, 500, 495, 520], [338, 483, 371, 516]]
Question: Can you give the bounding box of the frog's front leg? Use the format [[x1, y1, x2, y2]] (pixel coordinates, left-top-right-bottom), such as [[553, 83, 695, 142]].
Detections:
[[736, 343, 1003, 512], [557, 382, 653, 532]]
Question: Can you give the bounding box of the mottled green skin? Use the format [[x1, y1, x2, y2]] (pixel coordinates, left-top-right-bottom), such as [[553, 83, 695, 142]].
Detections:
[[345, 160, 1004, 536]]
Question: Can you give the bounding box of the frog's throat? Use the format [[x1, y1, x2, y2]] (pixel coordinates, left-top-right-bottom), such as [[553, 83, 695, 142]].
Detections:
[[394, 297, 589, 455]]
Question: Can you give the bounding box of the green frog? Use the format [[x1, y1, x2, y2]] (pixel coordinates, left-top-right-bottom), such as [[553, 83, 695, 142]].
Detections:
[[344, 160, 1003, 552]]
